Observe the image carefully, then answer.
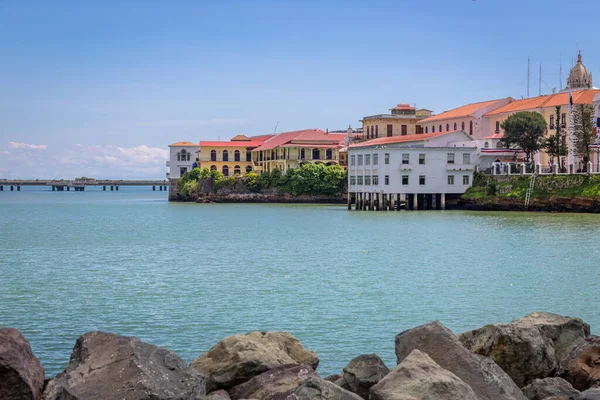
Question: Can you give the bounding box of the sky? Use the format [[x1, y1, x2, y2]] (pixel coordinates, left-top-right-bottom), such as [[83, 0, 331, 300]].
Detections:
[[1, 0, 599, 179]]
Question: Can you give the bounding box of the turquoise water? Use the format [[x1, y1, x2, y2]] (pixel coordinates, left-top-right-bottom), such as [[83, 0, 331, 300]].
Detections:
[[1, 186, 600, 377]]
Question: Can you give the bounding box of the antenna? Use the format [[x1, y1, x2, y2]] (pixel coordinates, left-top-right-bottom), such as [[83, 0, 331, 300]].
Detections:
[[527, 56, 530, 98], [539, 62, 542, 96], [559, 53, 563, 90], [273, 122, 279, 135]]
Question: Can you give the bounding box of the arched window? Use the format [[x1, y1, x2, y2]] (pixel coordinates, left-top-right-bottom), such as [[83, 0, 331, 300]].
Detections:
[[234, 150, 240, 161], [210, 165, 217, 171], [469, 120, 473, 135], [496, 142, 503, 149], [234, 165, 241, 175], [461, 121, 465, 131], [425, 126, 428, 134], [312, 148, 320, 160], [326, 149, 333, 160], [454, 123, 457, 130], [271, 150, 275, 160], [484, 142, 489, 148], [446, 124, 450, 131], [367, 126, 370, 139], [432, 125, 435, 133], [439, 125, 442, 132], [375, 125, 379, 138], [246, 165, 252, 173], [222, 165, 229, 176], [210, 150, 217, 162], [222, 150, 229, 162], [300, 148, 305, 159]]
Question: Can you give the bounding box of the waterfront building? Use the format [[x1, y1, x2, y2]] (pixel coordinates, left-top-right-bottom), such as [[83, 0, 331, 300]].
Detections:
[[347, 130, 479, 210], [167, 142, 199, 179], [198, 134, 272, 176], [360, 103, 432, 140], [251, 129, 347, 173]]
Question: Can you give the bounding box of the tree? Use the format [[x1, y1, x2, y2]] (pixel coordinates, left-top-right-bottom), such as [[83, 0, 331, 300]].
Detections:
[[543, 106, 568, 167], [500, 111, 547, 163], [572, 103, 595, 165]]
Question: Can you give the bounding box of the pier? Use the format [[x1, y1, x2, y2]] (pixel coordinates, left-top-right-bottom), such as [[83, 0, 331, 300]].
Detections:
[[0, 179, 169, 192]]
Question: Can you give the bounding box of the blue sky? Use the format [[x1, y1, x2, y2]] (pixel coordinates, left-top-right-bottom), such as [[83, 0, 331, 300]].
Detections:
[[1, 0, 598, 178]]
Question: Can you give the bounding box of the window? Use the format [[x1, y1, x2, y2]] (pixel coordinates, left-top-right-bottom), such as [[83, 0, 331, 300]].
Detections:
[[365, 175, 371, 185], [326, 149, 333, 160], [448, 175, 455, 185], [373, 154, 378, 165], [384, 153, 389, 164], [432, 125, 436, 133], [387, 124, 393, 137], [312, 148, 320, 160], [246, 165, 252, 173], [211, 150, 217, 162], [223, 150, 229, 162], [357, 155, 363, 166], [351, 155, 356, 166], [271, 150, 275, 160], [246, 151, 252, 162], [495, 121, 500, 133], [402, 175, 409, 185], [357, 176, 363, 185], [446, 124, 450, 131], [454, 122, 457, 130], [562, 135, 566, 146], [366, 126, 370, 139], [447, 153, 455, 164], [461, 121, 465, 131], [401, 125, 407, 136], [419, 175, 426, 185], [439, 124, 442, 132], [234, 165, 241, 175], [496, 142, 503, 149], [222, 165, 229, 176], [300, 148, 305, 159], [561, 113, 566, 127], [372, 175, 379, 185], [419, 154, 425, 164], [180, 149, 187, 162], [384, 175, 389, 185], [484, 141, 489, 148], [365, 154, 370, 165], [463, 175, 470, 185], [177, 152, 181, 161], [375, 125, 379, 138], [402, 153, 409, 164], [469, 120, 473, 135], [180, 167, 187, 175], [210, 165, 217, 171], [463, 153, 471, 164], [234, 150, 241, 162], [425, 126, 429, 134], [550, 115, 555, 129], [350, 176, 356, 185]]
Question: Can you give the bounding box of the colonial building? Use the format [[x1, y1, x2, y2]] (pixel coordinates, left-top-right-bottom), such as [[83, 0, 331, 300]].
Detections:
[[347, 130, 478, 210], [167, 142, 199, 179], [360, 103, 432, 140], [198, 134, 272, 176]]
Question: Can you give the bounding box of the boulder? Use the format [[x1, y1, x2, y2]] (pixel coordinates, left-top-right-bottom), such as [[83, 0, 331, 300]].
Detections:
[[557, 336, 600, 391], [395, 321, 526, 400], [41, 331, 205, 400], [0, 328, 45, 400], [341, 354, 389, 399], [323, 374, 342, 383], [283, 378, 363, 400], [521, 378, 579, 400], [459, 312, 589, 387], [191, 332, 319, 391], [227, 364, 318, 400], [200, 390, 232, 400], [370, 349, 480, 400], [577, 389, 600, 400]]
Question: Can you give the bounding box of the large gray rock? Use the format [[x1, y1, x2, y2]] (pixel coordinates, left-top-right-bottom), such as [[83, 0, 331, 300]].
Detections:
[[41, 331, 205, 400], [577, 389, 600, 400], [284, 378, 363, 400], [395, 321, 526, 400], [0, 328, 45, 400], [200, 390, 232, 400], [192, 332, 319, 391], [228, 364, 318, 400], [459, 312, 589, 387], [341, 354, 389, 399], [557, 336, 600, 391], [370, 349, 480, 400], [521, 377, 579, 400]]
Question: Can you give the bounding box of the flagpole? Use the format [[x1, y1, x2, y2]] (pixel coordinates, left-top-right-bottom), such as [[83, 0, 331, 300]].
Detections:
[[567, 89, 575, 173]]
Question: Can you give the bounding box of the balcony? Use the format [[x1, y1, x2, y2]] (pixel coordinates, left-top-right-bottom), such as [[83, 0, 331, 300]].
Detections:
[[446, 164, 476, 171]]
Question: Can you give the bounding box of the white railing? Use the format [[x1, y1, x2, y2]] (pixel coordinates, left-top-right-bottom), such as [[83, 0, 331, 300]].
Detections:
[[491, 161, 600, 176]]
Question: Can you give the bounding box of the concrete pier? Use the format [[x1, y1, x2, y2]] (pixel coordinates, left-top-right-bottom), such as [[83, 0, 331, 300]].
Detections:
[[348, 192, 450, 211]]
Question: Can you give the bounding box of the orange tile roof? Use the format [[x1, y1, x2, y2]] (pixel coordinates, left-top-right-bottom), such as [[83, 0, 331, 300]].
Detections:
[[169, 141, 198, 147], [420, 98, 510, 123], [485, 90, 600, 116], [255, 129, 344, 151], [230, 134, 251, 141], [199, 140, 265, 148], [349, 131, 459, 148], [390, 103, 415, 110]]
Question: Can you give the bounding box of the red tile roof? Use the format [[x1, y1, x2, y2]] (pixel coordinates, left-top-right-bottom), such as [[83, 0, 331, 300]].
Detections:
[[230, 134, 251, 141], [420, 98, 510, 123], [390, 103, 415, 110], [485, 90, 600, 116], [199, 140, 265, 148], [349, 131, 460, 148], [484, 133, 504, 139], [255, 129, 345, 151], [169, 141, 198, 147]]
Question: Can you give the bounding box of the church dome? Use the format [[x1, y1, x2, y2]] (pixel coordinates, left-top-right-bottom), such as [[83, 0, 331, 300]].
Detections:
[[567, 51, 592, 90]]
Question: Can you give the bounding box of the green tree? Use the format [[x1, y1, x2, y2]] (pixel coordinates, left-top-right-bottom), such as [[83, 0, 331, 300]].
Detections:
[[572, 103, 595, 164], [543, 106, 567, 166], [500, 111, 547, 163]]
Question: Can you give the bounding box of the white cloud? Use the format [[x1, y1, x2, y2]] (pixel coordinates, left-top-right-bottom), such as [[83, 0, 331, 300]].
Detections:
[[8, 142, 47, 150]]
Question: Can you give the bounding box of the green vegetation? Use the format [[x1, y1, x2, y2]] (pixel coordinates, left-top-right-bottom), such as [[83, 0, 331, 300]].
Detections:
[[572, 103, 595, 163], [542, 106, 567, 165], [500, 111, 548, 162], [463, 172, 600, 202], [177, 164, 347, 201]]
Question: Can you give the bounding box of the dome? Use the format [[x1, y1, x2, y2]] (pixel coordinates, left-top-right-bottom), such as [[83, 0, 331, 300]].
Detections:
[[566, 51, 592, 91]]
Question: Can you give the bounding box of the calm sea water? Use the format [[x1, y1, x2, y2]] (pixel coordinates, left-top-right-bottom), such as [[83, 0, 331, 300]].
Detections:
[[1, 186, 600, 377]]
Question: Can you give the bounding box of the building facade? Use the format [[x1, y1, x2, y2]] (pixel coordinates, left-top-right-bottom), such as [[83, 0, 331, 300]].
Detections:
[[198, 135, 272, 176], [347, 130, 478, 210], [360, 103, 432, 140], [167, 142, 199, 179]]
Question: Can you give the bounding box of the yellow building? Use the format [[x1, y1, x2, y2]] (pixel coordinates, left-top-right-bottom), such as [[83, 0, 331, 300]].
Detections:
[[198, 134, 272, 176], [360, 103, 432, 140]]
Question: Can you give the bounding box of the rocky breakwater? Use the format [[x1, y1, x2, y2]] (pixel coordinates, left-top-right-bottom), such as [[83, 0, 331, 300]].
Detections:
[[3, 312, 600, 399]]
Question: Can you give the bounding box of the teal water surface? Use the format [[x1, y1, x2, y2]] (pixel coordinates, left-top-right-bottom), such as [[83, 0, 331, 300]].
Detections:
[[1, 186, 600, 377]]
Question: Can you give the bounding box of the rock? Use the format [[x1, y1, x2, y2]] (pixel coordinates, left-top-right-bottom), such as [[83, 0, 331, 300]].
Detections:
[[191, 332, 319, 391], [370, 349, 480, 400], [459, 312, 590, 387], [0, 328, 45, 400], [521, 378, 579, 400], [341, 354, 389, 399], [395, 321, 526, 400], [41, 331, 205, 400], [577, 389, 600, 400], [557, 336, 600, 391], [283, 378, 363, 400], [227, 364, 318, 400], [323, 374, 342, 383], [200, 390, 232, 400]]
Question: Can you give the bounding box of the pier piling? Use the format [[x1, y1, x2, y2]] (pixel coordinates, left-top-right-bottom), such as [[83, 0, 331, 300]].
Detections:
[[17, 186, 20, 191], [116, 186, 119, 191], [153, 186, 156, 191], [0, 186, 3, 191], [110, 186, 114, 191], [103, 186, 106, 191]]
